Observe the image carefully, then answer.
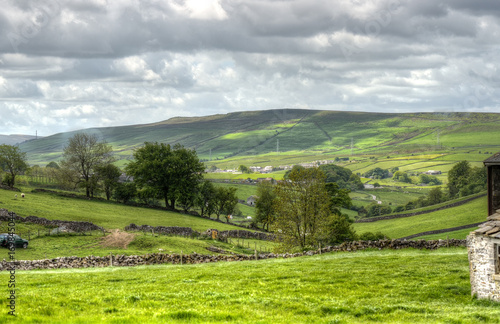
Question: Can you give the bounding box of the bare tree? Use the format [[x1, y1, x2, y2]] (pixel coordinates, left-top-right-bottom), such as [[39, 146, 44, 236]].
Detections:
[[61, 133, 114, 197]]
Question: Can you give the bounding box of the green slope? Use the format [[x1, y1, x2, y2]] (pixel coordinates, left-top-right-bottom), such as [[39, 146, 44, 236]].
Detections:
[[18, 110, 500, 166], [353, 196, 488, 239]]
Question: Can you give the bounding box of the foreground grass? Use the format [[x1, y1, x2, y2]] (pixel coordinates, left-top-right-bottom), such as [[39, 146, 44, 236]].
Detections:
[[1, 248, 498, 323]]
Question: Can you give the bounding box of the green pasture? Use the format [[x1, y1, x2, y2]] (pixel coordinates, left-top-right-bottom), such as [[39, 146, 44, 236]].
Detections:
[[353, 196, 487, 239], [0, 189, 249, 232], [1, 248, 498, 323], [414, 228, 478, 240], [0, 230, 274, 261]]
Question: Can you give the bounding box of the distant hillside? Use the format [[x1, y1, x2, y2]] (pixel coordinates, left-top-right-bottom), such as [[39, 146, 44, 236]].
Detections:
[[18, 109, 500, 165], [0, 134, 38, 146]]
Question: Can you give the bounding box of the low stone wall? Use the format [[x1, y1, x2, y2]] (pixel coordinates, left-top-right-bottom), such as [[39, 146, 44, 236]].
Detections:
[[217, 229, 275, 241], [124, 224, 195, 236], [125, 224, 275, 241], [0, 209, 103, 232], [0, 239, 466, 271]]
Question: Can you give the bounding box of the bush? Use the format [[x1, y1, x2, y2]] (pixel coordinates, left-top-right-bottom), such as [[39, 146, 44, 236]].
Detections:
[[359, 232, 389, 241]]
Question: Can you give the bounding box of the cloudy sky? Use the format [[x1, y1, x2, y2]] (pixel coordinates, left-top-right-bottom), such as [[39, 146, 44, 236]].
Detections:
[[0, 0, 499, 136]]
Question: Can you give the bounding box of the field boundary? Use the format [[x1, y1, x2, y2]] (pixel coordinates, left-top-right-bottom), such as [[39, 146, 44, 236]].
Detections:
[[1, 239, 465, 271], [399, 222, 483, 240], [355, 193, 486, 223]]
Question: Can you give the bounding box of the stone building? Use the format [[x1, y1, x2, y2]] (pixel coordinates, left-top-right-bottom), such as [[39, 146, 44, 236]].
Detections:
[[467, 152, 500, 301]]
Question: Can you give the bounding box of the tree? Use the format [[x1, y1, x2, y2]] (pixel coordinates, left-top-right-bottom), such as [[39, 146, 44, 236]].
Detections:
[[113, 182, 137, 204], [393, 171, 412, 184], [239, 165, 251, 173], [61, 133, 114, 197], [273, 167, 330, 250], [126, 142, 205, 210], [95, 164, 122, 200], [255, 181, 276, 231], [448, 161, 471, 198], [364, 167, 389, 179], [195, 180, 217, 217], [324, 214, 357, 244], [427, 187, 443, 205], [0, 144, 28, 188], [213, 186, 238, 222], [325, 182, 352, 216], [46, 161, 60, 169]]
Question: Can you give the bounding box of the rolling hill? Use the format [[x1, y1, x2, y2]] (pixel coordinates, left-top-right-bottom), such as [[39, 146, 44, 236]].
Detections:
[[0, 134, 38, 146], [16, 109, 500, 166]]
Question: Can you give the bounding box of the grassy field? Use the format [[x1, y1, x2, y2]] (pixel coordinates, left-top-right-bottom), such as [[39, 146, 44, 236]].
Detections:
[[0, 189, 248, 232], [353, 196, 487, 238], [0, 230, 275, 260], [1, 248, 498, 323], [414, 228, 478, 240]]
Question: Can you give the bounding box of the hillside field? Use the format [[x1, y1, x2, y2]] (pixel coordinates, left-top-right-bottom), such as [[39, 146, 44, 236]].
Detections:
[[353, 196, 487, 239]]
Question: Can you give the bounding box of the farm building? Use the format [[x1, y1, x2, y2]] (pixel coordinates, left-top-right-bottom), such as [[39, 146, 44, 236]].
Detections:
[[467, 152, 500, 301], [246, 195, 258, 206]]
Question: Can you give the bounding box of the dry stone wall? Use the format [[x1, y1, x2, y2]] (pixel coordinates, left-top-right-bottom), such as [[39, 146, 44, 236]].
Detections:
[[467, 233, 500, 301], [124, 224, 195, 236], [0, 239, 465, 271], [125, 224, 275, 241], [0, 209, 103, 232]]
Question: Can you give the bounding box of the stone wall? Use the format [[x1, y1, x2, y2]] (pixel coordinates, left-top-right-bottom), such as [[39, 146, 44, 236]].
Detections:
[[0, 209, 103, 232], [124, 224, 195, 236], [467, 233, 500, 301], [125, 224, 276, 241], [205, 229, 275, 241], [0, 239, 466, 271]]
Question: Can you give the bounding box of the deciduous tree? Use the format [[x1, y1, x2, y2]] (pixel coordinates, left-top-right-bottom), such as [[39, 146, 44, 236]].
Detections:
[[125, 142, 204, 209], [95, 163, 122, 200], [61, 133, 114, 197], [0, 144, 28, 188], [273, 167, 330, 250], [255, 181, 276, 231]]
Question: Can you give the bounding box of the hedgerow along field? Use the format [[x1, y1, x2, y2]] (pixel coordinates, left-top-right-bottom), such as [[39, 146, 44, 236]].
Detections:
[[1, 248, 498, 323]]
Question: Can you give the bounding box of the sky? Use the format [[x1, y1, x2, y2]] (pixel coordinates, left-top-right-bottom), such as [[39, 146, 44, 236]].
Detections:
[[0, 0, 499, 136]]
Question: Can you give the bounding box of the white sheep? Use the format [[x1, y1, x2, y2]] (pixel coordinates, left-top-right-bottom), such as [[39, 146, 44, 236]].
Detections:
[[21, 193, 25, 198]]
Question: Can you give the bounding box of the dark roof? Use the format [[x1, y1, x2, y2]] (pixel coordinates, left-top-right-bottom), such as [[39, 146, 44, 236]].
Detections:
[[484, 152, 500, 165], [473, 211, 500, 238]]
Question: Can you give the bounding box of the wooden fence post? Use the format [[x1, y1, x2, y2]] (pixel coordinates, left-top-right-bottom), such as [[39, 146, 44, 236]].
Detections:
[[180, 250, 183, 265], [109, 252, 113, 267]]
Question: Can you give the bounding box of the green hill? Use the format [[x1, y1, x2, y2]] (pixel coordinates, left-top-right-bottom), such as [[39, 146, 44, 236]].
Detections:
[[18, 110, 500, 166], [353, 196, 487, 239]]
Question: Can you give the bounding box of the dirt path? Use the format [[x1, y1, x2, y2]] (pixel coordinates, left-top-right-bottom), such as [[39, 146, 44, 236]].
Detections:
[[100, 229, 135, 249]]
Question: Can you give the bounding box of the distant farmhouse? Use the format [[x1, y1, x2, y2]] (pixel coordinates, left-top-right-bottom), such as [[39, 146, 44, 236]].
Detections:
[[468, 152, 500, 301], [425, 170, 442, 175]]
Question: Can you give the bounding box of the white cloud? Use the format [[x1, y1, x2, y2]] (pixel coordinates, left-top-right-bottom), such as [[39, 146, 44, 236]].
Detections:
[[0, 0, 499, 135]]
